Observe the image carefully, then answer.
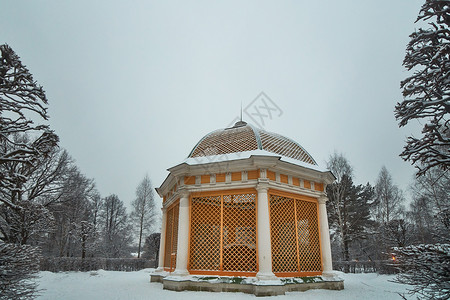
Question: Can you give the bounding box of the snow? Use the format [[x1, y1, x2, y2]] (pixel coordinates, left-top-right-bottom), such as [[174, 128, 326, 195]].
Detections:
[[183, 149, 328, 172], [36, 269, 415, 300]]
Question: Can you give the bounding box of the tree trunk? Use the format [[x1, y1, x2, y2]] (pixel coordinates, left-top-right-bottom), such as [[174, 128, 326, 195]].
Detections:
[[81, 235, 86, 259], [137, 219, 143, 258]]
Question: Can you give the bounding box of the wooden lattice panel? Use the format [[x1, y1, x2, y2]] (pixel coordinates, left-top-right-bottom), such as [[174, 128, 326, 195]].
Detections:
[[222, 194, 257, 272], [269, 195, 298, 272], [164, 202, 179, 271], [189, 191, 257, 275], [295, 199, 321, 272], [190, 126, 258, 157], [189, 195, 221, 271], [259, 131, 316, 165], [269, 193, 322, 276]]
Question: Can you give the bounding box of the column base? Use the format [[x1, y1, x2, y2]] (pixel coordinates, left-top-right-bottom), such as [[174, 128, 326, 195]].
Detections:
[[172, 269, 189, 276], [154, 267, 165, 273], [322, 271, 341, 280], [256, 271, 278, 281]]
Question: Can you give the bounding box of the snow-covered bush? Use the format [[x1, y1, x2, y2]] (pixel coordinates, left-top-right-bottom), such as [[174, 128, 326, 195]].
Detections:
[[333, 260, 397, 274], [393, 244, 450, 299], [39, 257, 154, 272], [0, 241, 41, 300]]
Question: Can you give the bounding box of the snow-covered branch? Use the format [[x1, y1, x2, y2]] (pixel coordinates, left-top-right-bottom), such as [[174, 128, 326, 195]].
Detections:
[[395, 0, 450, 176], [393, 243, 450, 299]]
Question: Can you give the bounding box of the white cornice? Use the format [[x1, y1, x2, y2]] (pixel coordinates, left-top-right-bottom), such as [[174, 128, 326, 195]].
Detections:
[[158, 154, 335, 198], [162, 177, 327, 208]]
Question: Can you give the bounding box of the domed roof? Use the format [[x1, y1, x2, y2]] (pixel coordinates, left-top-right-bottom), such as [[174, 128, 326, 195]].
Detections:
[[188, 121, 317, 165]]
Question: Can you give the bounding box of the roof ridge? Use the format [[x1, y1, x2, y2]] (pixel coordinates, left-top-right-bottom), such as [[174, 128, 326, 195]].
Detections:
[[246, 123, 262, 150]]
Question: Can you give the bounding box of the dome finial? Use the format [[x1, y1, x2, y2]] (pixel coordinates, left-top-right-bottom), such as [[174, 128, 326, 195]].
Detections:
[[231, 102, 246, 127], [240, 101, 243, 122], [233, 120, 247, 128]]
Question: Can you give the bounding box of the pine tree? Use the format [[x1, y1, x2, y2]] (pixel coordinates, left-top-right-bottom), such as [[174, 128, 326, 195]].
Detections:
[[326, 153, 374, 263]]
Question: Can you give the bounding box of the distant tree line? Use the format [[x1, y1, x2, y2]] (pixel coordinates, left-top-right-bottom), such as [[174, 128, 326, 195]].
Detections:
[[0, 111, 160, 263], [329, 2, 450, 299], [326, 152, 449, 267]]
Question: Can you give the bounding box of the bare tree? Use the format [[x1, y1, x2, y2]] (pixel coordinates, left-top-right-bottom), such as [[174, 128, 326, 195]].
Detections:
[[100, 194, 132, 258], [409, 167, 450, 243], [326, 153, 352, 262], [48, 167, 97, 258], [130, 175, 158, 258], [0, 44, 58, 198], [373, 166, 405, 225], [0, 43, 63, 245], [0, 144, 74, 245], [395, 0, 450, 176], [370, 166, 409, 259], [0, 43, 58, 300]]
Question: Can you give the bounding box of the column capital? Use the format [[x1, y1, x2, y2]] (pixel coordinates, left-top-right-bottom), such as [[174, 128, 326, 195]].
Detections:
[[318, 196, 328, 204], [177, 188, 190, 199], [256, 182, 269, 193]]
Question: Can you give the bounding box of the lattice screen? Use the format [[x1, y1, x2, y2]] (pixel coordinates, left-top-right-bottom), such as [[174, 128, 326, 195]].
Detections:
[[189, 195, 221, 271], [189, 192, 257, 275], [296, 199, 321, 271], [164, 202, 179, 272], [269, 194, 322, 275]]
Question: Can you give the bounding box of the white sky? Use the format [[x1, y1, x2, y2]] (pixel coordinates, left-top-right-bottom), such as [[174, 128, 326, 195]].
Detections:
[[1, 0, 424, 208]]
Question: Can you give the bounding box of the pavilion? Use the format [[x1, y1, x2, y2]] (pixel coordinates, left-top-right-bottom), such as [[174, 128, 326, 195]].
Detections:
[[151, 121, 343, 296]]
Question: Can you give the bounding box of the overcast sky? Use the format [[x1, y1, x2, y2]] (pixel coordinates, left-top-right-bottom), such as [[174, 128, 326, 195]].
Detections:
[[1, 0, 425, 208]]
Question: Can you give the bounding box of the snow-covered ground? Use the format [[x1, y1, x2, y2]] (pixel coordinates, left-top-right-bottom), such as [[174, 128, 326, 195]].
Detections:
[[36, 269, 414, 300]]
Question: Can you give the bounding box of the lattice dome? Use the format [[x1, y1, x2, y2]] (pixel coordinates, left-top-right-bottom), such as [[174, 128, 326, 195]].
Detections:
[[188, 121, 317, 165]]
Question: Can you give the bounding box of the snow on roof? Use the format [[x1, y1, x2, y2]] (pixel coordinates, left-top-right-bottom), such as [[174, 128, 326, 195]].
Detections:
[[184, 149, 327, 173], [188, 122, 318, 166]]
